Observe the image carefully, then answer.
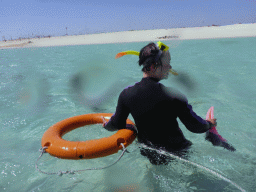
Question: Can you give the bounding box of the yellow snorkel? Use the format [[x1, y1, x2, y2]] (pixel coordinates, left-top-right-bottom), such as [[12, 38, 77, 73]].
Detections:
[[115, 41, 178, 76], [115, 50, 140, 58]]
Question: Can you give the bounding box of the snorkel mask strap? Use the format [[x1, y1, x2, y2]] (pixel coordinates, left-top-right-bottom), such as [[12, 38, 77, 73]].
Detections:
[[154, 49, 163, 63]]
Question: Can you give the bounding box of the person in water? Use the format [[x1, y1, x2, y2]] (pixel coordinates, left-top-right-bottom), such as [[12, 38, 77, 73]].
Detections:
[[102, 42, 235, 165]]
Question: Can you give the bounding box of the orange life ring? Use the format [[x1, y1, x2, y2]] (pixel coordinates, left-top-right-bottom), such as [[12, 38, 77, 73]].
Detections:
[[41, 113, 136, 159]]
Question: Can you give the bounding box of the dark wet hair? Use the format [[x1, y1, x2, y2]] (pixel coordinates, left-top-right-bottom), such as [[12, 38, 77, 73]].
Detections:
[[138, 42, 163, 72]]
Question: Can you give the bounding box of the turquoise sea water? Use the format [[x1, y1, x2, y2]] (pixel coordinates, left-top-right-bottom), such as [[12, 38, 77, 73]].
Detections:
[[1, 37, 256, 192]]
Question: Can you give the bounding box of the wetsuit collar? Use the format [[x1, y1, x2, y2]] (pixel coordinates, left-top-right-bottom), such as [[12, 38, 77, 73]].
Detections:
[[142, 77, 160, 82]]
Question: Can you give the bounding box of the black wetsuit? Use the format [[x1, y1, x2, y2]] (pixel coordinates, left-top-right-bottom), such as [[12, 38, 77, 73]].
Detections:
[[105, 77, 211, 164]]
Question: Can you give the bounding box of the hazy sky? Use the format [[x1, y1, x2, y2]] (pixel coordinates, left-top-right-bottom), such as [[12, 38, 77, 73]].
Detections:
[[1, 0, 255, 40]]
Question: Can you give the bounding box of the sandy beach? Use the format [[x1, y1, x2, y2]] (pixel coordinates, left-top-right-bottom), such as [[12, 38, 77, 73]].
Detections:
[[0, 23, 255, 49]]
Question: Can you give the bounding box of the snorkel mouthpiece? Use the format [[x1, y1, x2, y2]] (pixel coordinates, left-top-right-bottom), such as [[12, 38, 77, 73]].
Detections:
[[169, 69, 178, 75]]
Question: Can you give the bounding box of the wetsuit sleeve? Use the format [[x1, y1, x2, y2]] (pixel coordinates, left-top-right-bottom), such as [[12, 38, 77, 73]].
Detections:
[[104, 90, 137, 133], [176, 98, 211, 133]]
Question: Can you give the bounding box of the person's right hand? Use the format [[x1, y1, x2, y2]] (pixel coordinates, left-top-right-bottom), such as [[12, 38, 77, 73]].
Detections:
[[207, 118, 217, 128]]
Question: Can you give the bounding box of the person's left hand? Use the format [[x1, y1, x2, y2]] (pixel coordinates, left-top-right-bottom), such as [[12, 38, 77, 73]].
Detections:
[[102, 116, 107, 127]]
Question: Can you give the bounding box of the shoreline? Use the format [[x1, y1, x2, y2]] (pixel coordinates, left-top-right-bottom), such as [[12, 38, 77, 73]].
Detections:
[[1, 23, 255, 49]]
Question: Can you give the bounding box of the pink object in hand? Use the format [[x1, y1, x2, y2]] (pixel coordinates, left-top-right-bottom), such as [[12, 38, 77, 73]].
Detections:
[[206, 106, 227, 142]]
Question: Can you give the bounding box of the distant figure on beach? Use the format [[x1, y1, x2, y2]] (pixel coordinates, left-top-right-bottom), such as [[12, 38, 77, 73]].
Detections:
[[102, 42, 235, 165]]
